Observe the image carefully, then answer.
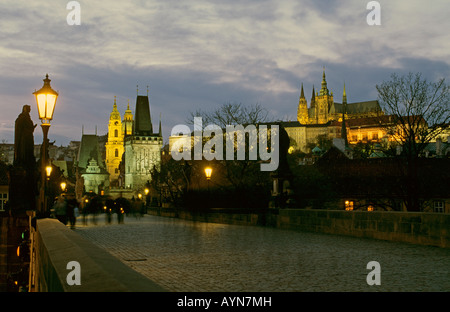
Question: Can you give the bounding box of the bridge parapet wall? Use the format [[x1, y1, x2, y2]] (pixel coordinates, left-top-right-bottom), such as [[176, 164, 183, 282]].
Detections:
[[277, 210, 450, 248], [34, 218, 166, 292], [148, 208, 449, 248]]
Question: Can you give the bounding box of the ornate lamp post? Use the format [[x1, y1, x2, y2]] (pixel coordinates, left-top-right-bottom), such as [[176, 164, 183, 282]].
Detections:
[[33, 74, 58, 216], [144, 187, 149, 207], [204, 167, 212, 208]]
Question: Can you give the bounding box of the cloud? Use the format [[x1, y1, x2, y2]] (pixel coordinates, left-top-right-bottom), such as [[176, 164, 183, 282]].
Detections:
[[0, 0, 449, 146]]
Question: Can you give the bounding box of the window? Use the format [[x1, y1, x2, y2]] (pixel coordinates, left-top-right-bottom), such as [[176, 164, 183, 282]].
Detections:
[[372, 133, 378, 141], [114, 129, 118, 137], [434, 201, 444, 213], [0, 192, 8, 211], [345, 200, 354, 211], [115, 149, 119, 157]]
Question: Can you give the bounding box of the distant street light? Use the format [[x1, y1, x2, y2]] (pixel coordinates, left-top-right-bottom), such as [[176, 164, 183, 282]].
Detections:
[[34, 74, 58, 216], [144, 188, 150, 207], [204, 167, 212, 181], [204, 167, 212, 204], [45, 165, 52, 179], [60, 181, 67, 192]]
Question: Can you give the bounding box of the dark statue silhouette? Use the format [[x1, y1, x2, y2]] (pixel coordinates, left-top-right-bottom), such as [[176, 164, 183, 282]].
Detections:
[[8, 105, 37, 212], [14, 105, 37, 169]]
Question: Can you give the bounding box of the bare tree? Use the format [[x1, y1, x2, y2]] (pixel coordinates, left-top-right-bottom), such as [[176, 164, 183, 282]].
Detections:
[[376, 72, 450, 211], [188, 101, 270, 128], [188, 102, 274, 197], [377, 72, 449, 157]]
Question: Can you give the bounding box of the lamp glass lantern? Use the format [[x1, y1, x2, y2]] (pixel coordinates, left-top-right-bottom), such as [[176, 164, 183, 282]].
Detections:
[[45, 165, 52, 177], [204, 167, 212, 180], [33, 74, 58, 124]]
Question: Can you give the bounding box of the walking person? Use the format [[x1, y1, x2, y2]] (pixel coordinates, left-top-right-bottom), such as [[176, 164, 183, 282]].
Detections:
[[54, 195, 67, 225], [66, 195, 79, 229]]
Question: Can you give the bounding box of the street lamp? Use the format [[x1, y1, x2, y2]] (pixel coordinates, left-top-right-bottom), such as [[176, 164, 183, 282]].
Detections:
[[34, 74, 58, 216], [144, 188, 150, 207], [45, 165, 52, 179], [34, 74, 58, 123], [205, 167, 212, 189], [60, 181, 67, 192], [204, 167, 212, 181], [204, 167, 212, 202]]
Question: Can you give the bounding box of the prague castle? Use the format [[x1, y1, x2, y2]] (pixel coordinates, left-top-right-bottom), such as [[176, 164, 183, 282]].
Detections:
[[285, 68, 386, 153], [167, 69, 389, 157]]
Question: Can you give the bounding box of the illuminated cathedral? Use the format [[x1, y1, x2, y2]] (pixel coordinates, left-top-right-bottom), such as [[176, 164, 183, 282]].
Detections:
[[284, 68, 386, 153]]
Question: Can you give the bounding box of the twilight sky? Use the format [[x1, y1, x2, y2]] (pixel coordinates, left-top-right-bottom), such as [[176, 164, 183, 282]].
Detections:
[[0, 0, 449, 146]]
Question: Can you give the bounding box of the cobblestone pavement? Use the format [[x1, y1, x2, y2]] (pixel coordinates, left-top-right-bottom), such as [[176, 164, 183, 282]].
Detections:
[[74, 214, 449, 292]]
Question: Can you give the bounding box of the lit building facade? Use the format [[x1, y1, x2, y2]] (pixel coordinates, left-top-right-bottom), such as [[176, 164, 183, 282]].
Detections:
[[105, 96, 124, 183], [123, 94, 163, 191], [286, 69, 387, 153], [76, 133, 109, 198]]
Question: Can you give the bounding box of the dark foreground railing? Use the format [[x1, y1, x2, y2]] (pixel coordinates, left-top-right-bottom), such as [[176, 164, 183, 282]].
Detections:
[[33, 218, 166, 292]]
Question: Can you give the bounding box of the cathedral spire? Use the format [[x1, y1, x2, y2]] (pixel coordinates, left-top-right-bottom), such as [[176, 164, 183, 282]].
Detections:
[[122, 99, 134, 136], [297, 83, 308, 124], [158, 112, 162, 137], [342, 82, 347, 104], [110, 95, 121, 120], [320, 67, 329, 96], [310, 85, 316, 108], [341, 83, 348, 146]]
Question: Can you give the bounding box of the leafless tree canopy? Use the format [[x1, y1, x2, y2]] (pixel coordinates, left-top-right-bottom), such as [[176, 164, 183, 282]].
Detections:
[[188, 102, 271, 127], [376, 72, 450, 156], [376, 72, 450, 211]]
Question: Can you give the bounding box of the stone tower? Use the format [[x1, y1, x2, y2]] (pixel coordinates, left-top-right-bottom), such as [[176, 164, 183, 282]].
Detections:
[[105, 96, 124, 183], [310, 85, 316, 123], [124, 93, 163, 191], [297, 83, 308, 124], [316, 68, 333, 124], [122, 99, 133, 137], [341, 83, 349, 145]]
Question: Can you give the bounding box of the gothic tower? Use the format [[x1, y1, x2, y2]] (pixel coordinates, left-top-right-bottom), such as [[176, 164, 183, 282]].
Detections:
[[310, 85, 316, 124], [124, 92, 163, 191], [341, 83, 349, 146], [105, 96, 124, 183], [297, 83, 308, 124], [122, 99, 133, 136], [316, 68, 333, 124]]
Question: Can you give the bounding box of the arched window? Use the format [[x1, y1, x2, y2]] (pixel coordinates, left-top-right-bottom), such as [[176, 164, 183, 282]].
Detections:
[[114, 129, 118, 137], [115, 149, 119, 157]]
